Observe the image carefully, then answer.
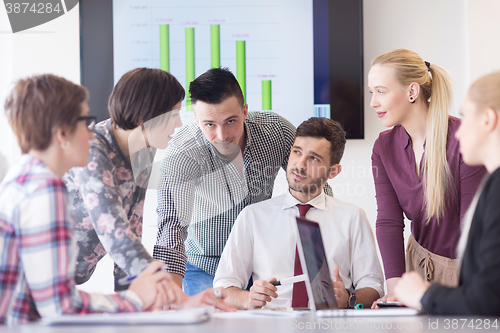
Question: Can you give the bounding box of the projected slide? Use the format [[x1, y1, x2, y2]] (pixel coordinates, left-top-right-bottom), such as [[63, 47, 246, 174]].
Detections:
[[113, 0, 314, 126]]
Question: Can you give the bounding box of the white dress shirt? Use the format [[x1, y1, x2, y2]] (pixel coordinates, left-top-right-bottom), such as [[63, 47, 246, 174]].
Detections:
[[213, 190, 384, 308]]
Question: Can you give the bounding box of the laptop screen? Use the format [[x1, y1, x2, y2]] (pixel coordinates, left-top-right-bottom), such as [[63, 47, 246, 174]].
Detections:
[[296, 217, 338, 311]]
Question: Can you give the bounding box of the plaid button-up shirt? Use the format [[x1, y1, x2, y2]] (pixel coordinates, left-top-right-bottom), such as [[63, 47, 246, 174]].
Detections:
[[0, 155, 142, 325]]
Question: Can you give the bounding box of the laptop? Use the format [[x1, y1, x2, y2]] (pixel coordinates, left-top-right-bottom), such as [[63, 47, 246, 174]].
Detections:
[[295, 217, 421, 317]]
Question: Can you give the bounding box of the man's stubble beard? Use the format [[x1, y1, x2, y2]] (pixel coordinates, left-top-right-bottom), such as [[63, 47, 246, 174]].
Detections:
[[287, 168, 328, 196]]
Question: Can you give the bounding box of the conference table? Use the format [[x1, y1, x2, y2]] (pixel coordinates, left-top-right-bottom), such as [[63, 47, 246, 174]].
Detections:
[[2, 312, 499, 333]]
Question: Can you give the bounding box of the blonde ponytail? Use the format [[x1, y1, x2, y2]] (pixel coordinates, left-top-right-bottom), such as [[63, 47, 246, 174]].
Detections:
[[372, 49, 454, 223], [422, 64, 454, 222]]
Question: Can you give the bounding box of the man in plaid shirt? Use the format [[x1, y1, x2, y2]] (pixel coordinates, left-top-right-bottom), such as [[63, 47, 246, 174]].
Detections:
[[154, 68, 332, 295]]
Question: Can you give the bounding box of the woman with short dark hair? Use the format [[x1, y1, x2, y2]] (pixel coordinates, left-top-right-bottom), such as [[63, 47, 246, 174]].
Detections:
[[65, 68, 184, 289], [64, 68, 232, 311]]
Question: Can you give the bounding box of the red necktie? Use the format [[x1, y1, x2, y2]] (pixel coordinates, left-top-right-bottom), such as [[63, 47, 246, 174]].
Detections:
[[292, 204, 312, 308]]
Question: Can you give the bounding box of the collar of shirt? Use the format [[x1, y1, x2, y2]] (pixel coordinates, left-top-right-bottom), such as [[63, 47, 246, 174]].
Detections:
[[22, 154, 59, 180], [104, 120, 131, 169], [242, 121, 251, 155], [281, 190, 327, 213], [398, 125, 427, 150]]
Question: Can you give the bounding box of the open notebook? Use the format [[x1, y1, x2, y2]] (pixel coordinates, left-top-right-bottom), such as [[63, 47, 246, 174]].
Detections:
[[41, 308, 211, 325]]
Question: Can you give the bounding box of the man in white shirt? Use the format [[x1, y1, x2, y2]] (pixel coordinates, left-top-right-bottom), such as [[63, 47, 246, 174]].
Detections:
[[213, 117, 384, 309]]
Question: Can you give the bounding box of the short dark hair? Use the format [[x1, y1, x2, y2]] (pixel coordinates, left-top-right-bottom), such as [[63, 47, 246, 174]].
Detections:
[[295, 117, 346, 165], [189, 67, 244, 106], [109, 68, 185, 130], [4, 74, 88, 154]]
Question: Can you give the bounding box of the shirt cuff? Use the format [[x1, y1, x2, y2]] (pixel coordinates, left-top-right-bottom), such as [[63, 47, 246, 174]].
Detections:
[[121, 289, 143, 311], [153, 245, 187, 276], [213, 278, 245, 290], [354, 277, 385, 298]]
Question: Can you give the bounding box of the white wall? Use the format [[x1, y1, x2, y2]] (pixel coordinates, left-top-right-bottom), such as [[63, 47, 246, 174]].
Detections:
[[467, 0, 500, 82], [0, 5, 80, 171], [1, 0, 500, 295]]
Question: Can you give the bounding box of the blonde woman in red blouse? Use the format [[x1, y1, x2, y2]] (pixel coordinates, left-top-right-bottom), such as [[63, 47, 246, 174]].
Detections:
[[368, 49, 485, 304]]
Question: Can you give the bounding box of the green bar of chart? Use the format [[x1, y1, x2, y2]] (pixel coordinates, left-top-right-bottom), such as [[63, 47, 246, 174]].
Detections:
[[159, 24, 170, 72], [185, 27, 195, 111], [211, 25, 220, 68], [156, 25, 270, 111], [236, 41, 246, 103], [262, 80, 272, 110]]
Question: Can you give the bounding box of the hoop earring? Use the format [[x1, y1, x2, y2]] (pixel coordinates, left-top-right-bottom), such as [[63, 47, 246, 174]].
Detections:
[[409, 96, 416, 103], [61, 141, 71, 149]]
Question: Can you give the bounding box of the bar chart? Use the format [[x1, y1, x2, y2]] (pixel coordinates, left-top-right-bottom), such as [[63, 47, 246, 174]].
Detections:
[[159, 24, 251, 110], [113, 0, 314, 126]]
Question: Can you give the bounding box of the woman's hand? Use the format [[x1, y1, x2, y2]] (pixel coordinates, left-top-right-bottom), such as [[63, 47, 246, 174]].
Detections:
[[129, 260, 172, 311], [176, 287, 236, 312], [393, 272, 431, 309], [371, 294, 391, 309], [371, 277, 400, 308]]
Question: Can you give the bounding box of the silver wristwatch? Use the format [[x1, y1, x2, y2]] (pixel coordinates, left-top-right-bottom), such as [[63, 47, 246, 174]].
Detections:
[[346, 289, 357, 309]]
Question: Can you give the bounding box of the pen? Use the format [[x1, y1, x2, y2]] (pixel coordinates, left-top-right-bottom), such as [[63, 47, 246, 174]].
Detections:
[[115, 267, 165, 286], [270, 274, 306, 286], [115, 275, 137, 286]]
